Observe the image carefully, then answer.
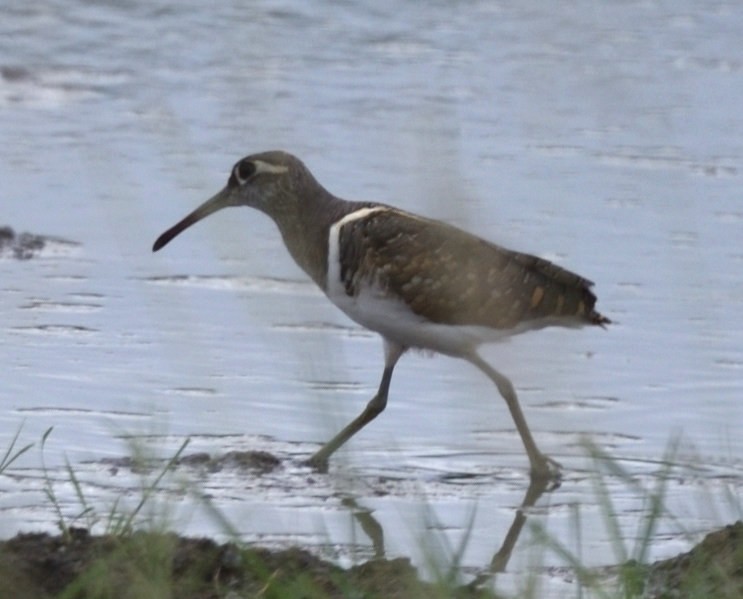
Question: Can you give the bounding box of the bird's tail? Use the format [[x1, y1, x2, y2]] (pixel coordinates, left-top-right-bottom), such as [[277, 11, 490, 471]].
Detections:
[[590, 310, 611, 328]]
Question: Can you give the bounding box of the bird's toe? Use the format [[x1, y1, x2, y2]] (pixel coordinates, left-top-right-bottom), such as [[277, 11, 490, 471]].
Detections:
[[530, 454, 562, 487]]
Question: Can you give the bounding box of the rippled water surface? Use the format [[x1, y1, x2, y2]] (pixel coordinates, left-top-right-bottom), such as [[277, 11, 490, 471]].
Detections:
[[2, 1, 742, 595]]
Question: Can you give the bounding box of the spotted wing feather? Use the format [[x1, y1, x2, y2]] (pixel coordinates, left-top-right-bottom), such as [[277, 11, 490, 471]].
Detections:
[[338, 208, 608, 329]]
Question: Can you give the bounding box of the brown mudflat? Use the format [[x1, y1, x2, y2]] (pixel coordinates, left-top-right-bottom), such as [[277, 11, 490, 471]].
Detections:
[[0, 527, 497, 599], [1, 522, 742, 598]]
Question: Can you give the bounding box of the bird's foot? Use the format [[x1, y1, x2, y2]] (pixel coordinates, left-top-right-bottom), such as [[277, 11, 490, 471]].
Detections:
[[530, 453, 562, 489], [302, 453, 329, 473]]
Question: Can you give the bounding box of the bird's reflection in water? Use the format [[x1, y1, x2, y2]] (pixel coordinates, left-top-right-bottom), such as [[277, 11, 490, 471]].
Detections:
[[470, 476, 552, 589], [340, 475, 553, 587]]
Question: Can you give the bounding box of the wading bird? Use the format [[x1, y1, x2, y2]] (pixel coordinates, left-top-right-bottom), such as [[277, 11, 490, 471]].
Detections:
[[153, 151, 609, 480]]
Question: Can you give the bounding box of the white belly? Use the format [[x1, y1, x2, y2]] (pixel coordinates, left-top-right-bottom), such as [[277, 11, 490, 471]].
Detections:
[[326, 283, 513, 356]]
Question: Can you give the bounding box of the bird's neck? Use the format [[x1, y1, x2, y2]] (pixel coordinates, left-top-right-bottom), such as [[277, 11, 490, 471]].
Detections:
[[274, 186, 362, 290]]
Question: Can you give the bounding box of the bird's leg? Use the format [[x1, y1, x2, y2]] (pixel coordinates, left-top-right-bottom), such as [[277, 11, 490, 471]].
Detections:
[[467, 353, 562, 481], [306, 340, 404, 472]]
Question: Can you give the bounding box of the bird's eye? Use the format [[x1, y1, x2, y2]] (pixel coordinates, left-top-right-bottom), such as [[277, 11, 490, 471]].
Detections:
[[229, 160, 256, 186]]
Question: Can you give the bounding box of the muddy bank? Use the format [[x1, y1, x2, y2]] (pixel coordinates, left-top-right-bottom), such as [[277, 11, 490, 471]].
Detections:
[[0, 527, 498, 599], [643, 521, 743, 598], [0, 522, 741, 598]]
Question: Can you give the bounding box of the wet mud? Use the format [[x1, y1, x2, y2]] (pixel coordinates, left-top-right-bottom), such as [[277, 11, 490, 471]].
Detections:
[[0, 527, 498, 599], [3, 451, 741, 597], [1, 520, 741, 598], [0, 226, 78, 260]]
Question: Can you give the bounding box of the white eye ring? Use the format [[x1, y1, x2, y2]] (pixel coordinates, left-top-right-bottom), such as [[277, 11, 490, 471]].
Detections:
[[233, 159, 289, 185], [233, 162, 255, 185]]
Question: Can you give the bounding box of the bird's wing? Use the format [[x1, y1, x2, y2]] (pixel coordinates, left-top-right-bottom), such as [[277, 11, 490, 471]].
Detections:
[[337, 207, 604, 329]]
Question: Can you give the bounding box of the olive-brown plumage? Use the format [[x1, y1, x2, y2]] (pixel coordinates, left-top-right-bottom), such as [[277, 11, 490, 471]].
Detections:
[[337, 207, 607, 330]]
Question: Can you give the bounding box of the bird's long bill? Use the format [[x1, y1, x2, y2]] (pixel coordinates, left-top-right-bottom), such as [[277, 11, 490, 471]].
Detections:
[[152, 187, 231, 252]]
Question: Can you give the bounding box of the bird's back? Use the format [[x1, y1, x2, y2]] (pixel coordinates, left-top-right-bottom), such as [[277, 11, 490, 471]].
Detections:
[[335, 206, 609, 334]]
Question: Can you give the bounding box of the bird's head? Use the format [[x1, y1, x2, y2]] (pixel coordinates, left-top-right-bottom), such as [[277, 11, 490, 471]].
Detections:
[[152, 151, 308, 252]]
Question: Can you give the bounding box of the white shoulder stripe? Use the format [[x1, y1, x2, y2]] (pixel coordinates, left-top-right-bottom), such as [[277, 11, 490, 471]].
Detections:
[[331, 206, 388, 231], [326, 207, 388, 294]]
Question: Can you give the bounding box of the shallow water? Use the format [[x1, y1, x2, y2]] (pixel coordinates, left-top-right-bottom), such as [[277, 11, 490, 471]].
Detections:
[[2, 0, 743, 595]]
